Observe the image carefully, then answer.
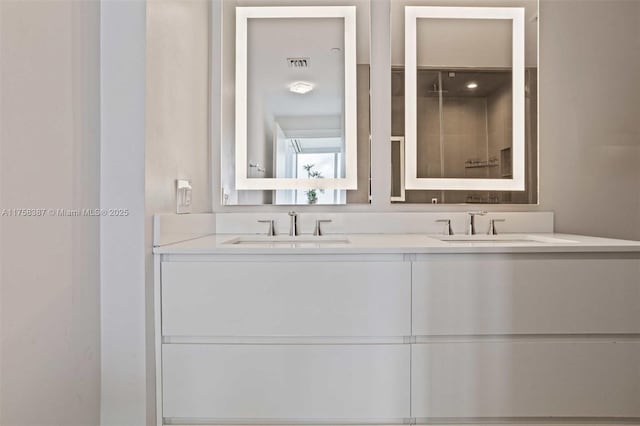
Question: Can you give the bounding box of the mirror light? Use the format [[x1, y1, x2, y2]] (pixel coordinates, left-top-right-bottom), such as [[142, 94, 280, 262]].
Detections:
[[404, 6, 526, 191], [235, 6, 358, 191], [289, 81, 314, 94]]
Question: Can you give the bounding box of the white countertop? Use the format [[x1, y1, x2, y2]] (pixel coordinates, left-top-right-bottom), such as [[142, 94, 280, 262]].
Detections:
[[153, 233, 640, 255]]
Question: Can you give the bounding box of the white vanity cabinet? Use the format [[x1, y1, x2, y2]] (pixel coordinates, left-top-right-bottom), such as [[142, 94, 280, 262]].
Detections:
[[156, 251, 640, 425], [411, 255, 640, 335], [163, 344, 410, 420], [157, 257, 412, 425], [411, 254, 640, 420], [411, 340, 640, 419], [161, 261, 411, 337]]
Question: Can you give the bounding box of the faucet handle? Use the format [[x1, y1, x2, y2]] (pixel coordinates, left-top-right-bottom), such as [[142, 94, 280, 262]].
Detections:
[[487, 219, 506, 235], [288, 211, 299, 236], [313, 220, 332, 236], [467, 211, 488, 235], [435, 219, 454, 236], [257, 220, 276, 236]]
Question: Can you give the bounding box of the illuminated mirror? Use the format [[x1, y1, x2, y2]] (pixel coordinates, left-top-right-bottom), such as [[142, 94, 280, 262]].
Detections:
[[221, 1, 371, 206], [392, 1, 538, 204]]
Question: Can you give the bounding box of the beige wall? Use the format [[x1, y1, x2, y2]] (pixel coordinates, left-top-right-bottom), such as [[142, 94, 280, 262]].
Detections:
[[538, 0, 640, 239], [146, 0, 211, 215], [145, 0, 211, 422], [0, 1, 101, 424]]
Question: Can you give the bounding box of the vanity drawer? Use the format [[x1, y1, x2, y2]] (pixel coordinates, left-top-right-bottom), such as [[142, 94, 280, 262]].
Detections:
[[412, 256, 640, 335], [411, 340, 640, 418], [162, 344, 410, 420], [161, 261, 411, 337]]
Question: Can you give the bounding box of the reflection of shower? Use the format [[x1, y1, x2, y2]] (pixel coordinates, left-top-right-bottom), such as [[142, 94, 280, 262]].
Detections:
[[418, 69, 515, 201], [421, 71, 450, 189], [392, 67, 536, 204], [427, 81, 449, 96]]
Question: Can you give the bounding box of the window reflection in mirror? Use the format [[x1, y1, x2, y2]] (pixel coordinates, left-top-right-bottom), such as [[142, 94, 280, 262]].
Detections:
[[391, 1, 538, 204], [220, 0, 371, 206]]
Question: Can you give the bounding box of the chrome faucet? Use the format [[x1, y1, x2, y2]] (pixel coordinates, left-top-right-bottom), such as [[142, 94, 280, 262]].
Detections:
[[288, 211, 299, 236], [467, 211, 487, 235]]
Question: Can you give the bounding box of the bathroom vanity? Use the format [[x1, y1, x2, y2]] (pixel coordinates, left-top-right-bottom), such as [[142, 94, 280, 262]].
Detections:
[[153, 216, 640, 426], [151, 2, 640, 424]]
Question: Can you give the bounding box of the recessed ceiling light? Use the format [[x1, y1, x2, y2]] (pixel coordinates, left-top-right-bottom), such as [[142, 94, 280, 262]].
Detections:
[[466, 82, 478, 89], [289, 81, 314, 94]]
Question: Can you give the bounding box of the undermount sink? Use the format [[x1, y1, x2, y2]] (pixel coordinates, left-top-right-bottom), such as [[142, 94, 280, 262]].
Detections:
[[434, 235, 577, 244], [224, 236, 351, 246]]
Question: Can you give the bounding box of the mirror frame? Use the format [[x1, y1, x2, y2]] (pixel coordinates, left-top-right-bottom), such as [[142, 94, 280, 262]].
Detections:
[[234, 6, 359, 190], [404, 6, 526, 191]]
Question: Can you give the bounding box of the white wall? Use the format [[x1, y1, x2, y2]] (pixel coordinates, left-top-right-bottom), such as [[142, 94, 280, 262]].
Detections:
[[0, 0, 101, 424], [100, 0, 148, 425]]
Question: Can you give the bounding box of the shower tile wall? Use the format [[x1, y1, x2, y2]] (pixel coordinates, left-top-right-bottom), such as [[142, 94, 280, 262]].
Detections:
[[487, 84, 511, 180], [391, 69, 538, 204]]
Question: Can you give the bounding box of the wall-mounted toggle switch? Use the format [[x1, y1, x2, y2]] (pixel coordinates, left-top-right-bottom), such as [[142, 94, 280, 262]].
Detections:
[[176, 179, 192, 214]]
